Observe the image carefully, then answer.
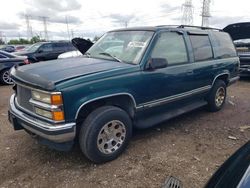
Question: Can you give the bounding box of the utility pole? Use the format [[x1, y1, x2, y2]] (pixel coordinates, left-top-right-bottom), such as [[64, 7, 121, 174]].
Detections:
[[25, 14, 33, 40], [65, 16, 71, 40], [40, 16, 49, 41], [201, 0, 211, 27], [182, 0, 194, 25]]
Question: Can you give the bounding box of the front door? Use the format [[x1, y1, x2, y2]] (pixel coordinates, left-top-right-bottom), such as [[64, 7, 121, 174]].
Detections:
[[138, 31, 197, 106]]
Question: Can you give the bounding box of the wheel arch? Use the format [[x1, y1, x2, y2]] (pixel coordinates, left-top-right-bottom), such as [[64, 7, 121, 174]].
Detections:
[[75, 93, 137, 124], [212, 72, 230, 86]]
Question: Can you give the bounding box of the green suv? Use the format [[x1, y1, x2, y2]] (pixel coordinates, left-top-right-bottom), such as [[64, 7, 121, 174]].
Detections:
[[8, 25, 239, 163]]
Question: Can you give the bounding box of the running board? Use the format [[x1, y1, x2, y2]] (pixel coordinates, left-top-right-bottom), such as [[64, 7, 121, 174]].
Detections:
[[135, 100, 207, 129]]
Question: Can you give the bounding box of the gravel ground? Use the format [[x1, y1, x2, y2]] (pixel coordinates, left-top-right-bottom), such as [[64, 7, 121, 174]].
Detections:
[[0, 80, 249, 188]]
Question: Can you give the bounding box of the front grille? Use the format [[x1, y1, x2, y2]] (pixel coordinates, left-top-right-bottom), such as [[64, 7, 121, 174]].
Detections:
[[16, 85, 33, 112]]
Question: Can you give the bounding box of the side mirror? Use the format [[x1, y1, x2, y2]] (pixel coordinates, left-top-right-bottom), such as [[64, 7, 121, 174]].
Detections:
[[147, 58, 168, 70]]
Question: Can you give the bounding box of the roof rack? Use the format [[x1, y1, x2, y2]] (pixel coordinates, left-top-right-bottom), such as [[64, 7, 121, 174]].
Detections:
[[156, 25, 222, 31], [177, 25, 222, 31]]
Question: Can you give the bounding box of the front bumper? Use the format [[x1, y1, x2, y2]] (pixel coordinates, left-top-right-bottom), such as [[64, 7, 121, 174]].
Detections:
[[8, 94, 76, 143]]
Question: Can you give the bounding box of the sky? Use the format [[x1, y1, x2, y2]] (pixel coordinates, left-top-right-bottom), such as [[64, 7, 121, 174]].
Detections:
[[0, 0, 250, 41]]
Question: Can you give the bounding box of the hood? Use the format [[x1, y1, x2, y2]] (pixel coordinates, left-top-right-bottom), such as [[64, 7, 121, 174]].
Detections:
[[223, 22, 250, 41], [71, 38, 93, 55], [11, 57, 134, 90]]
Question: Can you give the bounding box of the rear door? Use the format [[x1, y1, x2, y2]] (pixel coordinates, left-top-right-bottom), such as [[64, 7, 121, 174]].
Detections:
[[187, 32, 216, 88]]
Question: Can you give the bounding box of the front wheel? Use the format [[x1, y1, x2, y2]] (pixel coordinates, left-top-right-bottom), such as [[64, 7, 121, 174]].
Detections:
[[207, 80, 227, 112], [79, 106, 132, 163], [0, 69, 14, 85]]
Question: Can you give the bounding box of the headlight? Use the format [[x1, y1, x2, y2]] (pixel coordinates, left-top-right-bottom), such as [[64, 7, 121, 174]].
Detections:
[[34, 107, 65, 121], [31, 91, 63, 105], [35, 107, 52, 119], [31, 90, 64, 121], [32, 91, 51, 104]]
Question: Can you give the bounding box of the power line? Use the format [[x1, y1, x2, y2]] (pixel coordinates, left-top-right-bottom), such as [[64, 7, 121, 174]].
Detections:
[[201, 0, 211, 27], [182, 0, 194, 25], [24, 14, 33, 40], [40, 16, 49, 41]]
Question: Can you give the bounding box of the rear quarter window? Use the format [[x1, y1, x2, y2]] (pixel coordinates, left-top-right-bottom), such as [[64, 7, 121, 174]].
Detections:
[[189, 34, 213, 62], [211, 32, 237, 58]]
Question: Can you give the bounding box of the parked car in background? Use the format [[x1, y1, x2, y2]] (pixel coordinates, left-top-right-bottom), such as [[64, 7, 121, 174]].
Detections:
[[9, 25, 239, 163], [224, 22, 250, 77], [0, 45, 15, 53], [15, 45, 27, 52], [15, 41, 76, 63], [205, 140, 250, 188], [0, 50, 30, 85], [58, 38, 93, 59], [58, 50, 82, 59]]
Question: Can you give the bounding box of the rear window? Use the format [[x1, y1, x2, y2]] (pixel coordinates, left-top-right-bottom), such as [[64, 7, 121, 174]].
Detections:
[[190, 35, 213, 62], [211, 32, 237, 58]]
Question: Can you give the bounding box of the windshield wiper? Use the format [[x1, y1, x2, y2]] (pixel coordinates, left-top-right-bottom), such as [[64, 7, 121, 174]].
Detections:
[[99, 52, 123, 63]]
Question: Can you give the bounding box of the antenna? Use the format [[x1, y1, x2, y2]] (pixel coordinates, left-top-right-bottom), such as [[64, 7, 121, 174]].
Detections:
[[201, 0, 211, 27], [182, 0, 194, 25]]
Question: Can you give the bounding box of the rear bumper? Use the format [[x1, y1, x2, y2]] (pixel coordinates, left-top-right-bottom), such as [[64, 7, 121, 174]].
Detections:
[[8, 94, 76, 143], [239, 66, 250, 77], [228, 76, 240, 86]]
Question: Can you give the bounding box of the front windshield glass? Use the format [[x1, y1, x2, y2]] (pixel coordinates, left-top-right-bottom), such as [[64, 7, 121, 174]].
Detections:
[[87, 31, 154, 64], [27, 43, 42, 52]]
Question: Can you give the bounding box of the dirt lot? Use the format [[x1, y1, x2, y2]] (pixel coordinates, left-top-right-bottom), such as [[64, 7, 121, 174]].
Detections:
[[0, 80, 249, 188]]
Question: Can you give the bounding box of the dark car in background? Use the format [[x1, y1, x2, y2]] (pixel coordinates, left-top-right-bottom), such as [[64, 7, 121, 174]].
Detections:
[[15, 41, 76, 63], [224, 22, 250, 77], [0, 50, 30, 85], [0, 45, 15, 53]]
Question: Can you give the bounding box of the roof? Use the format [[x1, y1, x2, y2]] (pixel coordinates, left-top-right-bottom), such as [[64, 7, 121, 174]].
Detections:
[[110, 25, 222, 33]]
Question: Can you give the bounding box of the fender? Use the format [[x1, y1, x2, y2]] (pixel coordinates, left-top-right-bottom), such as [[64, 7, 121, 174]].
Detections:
[[74, 92, 137, 119], [212, 72, 230, 86]]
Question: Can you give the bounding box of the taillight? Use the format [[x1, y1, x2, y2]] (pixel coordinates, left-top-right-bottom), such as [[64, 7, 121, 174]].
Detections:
[[23, 59, 30, 64]]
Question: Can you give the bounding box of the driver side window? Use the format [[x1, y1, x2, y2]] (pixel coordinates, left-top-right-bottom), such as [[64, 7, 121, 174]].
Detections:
[[151, 32, 188, 66]]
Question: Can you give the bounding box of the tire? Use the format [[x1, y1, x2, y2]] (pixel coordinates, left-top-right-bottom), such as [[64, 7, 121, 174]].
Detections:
[[207, 80, 227, 112], [79, 106, 132, 163], [0, 69, 14, 85]]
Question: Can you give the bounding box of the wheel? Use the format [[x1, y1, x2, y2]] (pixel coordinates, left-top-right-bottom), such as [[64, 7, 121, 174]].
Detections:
[[0, 69, 14, 85], [79, 106, 132, 163], [207, 80, 227, 112]]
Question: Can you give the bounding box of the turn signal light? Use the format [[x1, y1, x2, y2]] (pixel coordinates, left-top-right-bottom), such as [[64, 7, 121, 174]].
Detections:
[[52, 111, 65, 121], [51, 94, 63, 105]]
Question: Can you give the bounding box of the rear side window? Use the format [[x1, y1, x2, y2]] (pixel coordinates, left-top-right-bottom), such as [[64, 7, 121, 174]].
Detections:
[[211, 32, 237, 58], [151, 32, 188, 65], [190, 35, 213, 62]]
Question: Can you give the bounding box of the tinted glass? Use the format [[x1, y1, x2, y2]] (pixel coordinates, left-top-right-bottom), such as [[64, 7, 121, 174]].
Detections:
[[53, 43, 67, 51], [40, 43, 53, 52], [190, 35, 213, 61], [211, 32, 237, 58], [151, 32, 188, 65]]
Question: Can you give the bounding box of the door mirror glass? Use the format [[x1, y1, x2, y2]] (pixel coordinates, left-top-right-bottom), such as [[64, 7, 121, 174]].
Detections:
[[147, 58, 168, 70]]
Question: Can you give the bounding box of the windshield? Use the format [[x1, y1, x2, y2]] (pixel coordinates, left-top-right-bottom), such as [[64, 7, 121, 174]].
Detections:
[[27, 43, 42, 52], [86, 31, 154, 64]]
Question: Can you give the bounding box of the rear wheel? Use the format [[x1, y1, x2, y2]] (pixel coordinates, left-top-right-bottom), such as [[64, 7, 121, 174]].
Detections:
[[207, 80, 227, 112], [0, 69, 13, 85], [79, 106, 132, 163]]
